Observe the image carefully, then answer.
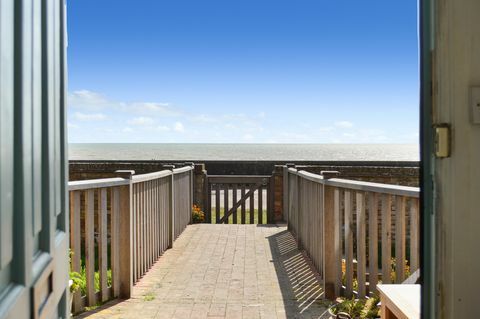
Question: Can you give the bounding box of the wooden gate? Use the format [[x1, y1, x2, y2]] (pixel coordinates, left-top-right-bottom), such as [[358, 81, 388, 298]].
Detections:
[[205, 175, 274, 224]]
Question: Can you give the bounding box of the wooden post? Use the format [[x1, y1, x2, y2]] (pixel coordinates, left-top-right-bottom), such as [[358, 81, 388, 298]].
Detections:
[[322, 171, 340, 300], [115, 170, 135, 298], [164, 165, 175, 247]]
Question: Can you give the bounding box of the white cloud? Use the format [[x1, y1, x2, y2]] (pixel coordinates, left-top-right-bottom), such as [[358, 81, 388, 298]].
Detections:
[[130, 102, 181, 116], [335, 121, 354, 128], [72, 112, 107, 121], [128, 116, 154, 126], [122, 127, 134, 133], [68, 90, 112, 110], [157, 125, 170, 131], [174, 122, 185, 132]]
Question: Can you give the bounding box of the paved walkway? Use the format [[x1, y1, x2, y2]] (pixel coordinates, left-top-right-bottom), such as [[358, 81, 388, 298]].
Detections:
[[77, 224, 330, 319]]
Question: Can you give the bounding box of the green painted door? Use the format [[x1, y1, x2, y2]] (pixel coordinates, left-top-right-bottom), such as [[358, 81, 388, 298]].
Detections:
[[0, 0, 69, 318]]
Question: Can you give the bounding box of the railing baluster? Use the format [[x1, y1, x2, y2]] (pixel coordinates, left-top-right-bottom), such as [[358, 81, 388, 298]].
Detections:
[[215, 184, 220, 224], [69, 191, 82, 312], [98, 188, 108, 302], [344, 190, 354, 298], [224, 184, 229, 223], [249, 186, 255, 224], [258, 186, 263, 224], [410, 198, 419, 272], [381, 194, 392, 284], [85, 189, 96, 306], [395, 196, 406, 283], [356, 192, 366, 298], [241, 185, 246, 224], [368, 192, 379, 294], [334, 188, 342, 296], [232, 185, 238, 224], [111, 187, 120, 297]]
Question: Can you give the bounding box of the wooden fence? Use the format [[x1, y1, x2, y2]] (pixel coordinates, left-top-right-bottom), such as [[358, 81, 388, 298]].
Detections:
[[284, 166, 420, 299], [205, 175, 274, 224], [68, 166, 193, 313]]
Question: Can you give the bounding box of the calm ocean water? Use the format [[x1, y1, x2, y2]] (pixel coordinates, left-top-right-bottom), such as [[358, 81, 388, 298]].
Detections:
[[68, 143, 419, 161]]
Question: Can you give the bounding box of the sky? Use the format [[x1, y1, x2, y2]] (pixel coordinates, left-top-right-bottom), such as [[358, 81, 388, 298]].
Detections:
[[67, 0, 419, 144]]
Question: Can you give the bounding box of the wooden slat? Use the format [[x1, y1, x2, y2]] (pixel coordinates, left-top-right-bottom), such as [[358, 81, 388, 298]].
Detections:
[[241, 185, 246, 224], [206, 181, 212, 223], [207, 175, 271, 184], [232, 185, 237, 224], [224, 184, 229, 223], [84, 189, 96, 306], [410, 198, 419, 272], [215, 184, 220, 223], [344, 190, 353, 298], [356, 192, 366, 298], [134, 184, 140, 282], [258, 187, 263, 224], [249, 186, 255, 224], [333, 188, 342, 296], [219, 184, 260, 223], [395, 196, 406, 283], [111, 187, 120, 297], [368, 192, 379, 294], [69, 191, 82, 312], [98, 188, 108, 302], [381, 194, 392, 284]]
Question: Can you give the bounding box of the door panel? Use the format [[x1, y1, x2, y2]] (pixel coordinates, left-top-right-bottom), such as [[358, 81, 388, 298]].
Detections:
[[0, 0, 69, 318]]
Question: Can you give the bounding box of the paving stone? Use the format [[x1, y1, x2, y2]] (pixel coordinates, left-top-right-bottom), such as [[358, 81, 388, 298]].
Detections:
[[75, 224, 328, 319]]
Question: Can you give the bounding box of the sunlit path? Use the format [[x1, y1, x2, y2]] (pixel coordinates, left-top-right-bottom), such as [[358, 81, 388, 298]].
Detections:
[[76, 224, 330, 319]]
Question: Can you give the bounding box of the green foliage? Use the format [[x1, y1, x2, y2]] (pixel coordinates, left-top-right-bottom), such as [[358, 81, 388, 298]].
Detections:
[[330, 296, 380, 319]]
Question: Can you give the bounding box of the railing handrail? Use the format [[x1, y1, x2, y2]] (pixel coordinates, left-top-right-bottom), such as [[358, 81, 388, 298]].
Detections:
[[68, 177, 129, 191], [173, 166, 194, 174], [132, 169, 172, 183], [323, 178, 419, 198], [288, 168, 419, 198]]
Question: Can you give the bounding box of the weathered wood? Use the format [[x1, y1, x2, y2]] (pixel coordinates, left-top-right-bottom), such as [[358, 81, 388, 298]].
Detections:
[[207, 175, 271, 184], [224, 185, 229, 223], [368, 192, 379, 294], [84, 189, 96, 306], [395, 196, 406, 283], [323, 185, 338, 299], [215, 184, 220, 223], [118, 184, 132, 298], [356, 192, 366, 298], [111, 187, 120, 298], [249, 186, 255, 224], [382, 194, 392, 284], [333, 188, 342, 296], [409, 198, 419, 272], [232, 185, 237, 224], [69, 191, 82, 312], [219, 183, 261, 223], [344, 190, 354, 298], [98, 188, 108, 302], [241, 185, 246, 224], [258, 187, 263, 224]]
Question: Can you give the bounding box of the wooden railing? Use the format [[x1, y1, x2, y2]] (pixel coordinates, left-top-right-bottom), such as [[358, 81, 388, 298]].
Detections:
[[68, 166, 194, 313], [284, 166, 420, 299]]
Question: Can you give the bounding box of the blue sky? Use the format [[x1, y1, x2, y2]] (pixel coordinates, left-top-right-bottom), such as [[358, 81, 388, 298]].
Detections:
[[67, 0, 419, 144]]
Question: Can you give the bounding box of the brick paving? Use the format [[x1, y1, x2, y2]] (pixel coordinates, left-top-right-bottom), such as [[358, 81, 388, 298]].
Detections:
[[76, 224, 331, 319]]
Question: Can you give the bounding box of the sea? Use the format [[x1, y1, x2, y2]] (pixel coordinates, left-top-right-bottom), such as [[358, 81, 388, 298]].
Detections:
[[68, 143, 419, 161]]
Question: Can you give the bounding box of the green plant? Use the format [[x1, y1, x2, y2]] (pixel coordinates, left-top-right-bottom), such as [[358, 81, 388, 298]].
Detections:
[[330, 295, 380, 319], [143, 291, 156, 301], [69, 250, 83, 294], [192, 204, 205, 223]]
